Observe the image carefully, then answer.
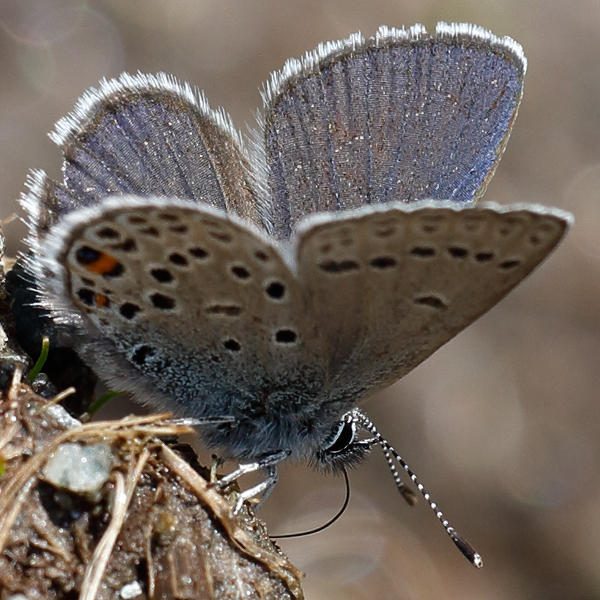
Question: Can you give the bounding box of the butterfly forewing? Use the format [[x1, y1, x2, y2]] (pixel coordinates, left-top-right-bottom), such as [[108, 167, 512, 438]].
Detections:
[[49, 197, 325, 417], [45, 73, 261, 228], [261, 24, 526, 239], [295, 202, 570, 408]]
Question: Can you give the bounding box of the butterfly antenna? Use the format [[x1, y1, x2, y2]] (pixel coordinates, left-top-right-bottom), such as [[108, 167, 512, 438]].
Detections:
[[352, 409, 483, 568], [381, 444, 419, 506], [271, 467, 351, 539]]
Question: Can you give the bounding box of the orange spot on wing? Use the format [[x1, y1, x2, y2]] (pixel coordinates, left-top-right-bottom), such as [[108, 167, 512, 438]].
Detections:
[[94, 293, 109, 308], [83, 253, 123, 277]]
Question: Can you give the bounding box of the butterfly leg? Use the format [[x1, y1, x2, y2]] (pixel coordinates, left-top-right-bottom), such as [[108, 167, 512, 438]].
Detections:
[[215, 450, 290, 513], [231, 464, 278, 513]]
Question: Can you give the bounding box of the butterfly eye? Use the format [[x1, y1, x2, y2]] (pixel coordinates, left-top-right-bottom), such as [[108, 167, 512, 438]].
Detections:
[[324, 420, 356, 454], [314, 415, 373, 472]]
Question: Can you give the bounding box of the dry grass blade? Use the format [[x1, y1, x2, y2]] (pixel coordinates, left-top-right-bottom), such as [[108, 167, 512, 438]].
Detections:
[[161, 444, 304, 598], [0, 382, 304, 599]]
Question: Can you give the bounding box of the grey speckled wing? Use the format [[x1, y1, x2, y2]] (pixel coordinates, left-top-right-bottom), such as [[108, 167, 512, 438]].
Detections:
[[258, 23, 526, 239], [295, 201, 571, 408], [35, 195, 572, 462], [36, 195, 329, 460]]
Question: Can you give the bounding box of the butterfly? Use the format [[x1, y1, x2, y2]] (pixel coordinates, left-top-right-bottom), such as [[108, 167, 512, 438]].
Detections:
[[20, 23, 571, 565]]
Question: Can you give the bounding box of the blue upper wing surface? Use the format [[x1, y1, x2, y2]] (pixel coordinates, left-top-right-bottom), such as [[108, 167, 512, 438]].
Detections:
[[24, 73, 262, 239], [258, 23, 526, 239]]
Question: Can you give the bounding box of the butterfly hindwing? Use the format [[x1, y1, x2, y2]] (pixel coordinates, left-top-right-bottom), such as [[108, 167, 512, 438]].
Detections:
[[294, 201, 571, 408], [41, 196, 326, 422]]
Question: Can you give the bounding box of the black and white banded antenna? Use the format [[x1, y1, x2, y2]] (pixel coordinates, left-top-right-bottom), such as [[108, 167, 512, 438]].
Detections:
[[352, 408, 483, 568]]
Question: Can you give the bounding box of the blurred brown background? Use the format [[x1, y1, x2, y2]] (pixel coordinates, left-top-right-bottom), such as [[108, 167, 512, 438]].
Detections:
[[0, 1, 597, 599]]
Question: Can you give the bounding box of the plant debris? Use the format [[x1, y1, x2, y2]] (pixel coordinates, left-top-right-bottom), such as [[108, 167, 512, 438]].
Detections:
[[0, 367, 303, 600]]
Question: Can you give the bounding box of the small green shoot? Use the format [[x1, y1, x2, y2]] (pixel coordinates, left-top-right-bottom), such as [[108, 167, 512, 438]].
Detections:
[[87, 390, 124, 417], [29, 336, 50, 382]]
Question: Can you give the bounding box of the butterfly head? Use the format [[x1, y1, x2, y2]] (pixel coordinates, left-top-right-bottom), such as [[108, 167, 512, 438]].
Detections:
[[313, 409, 376, 472]]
